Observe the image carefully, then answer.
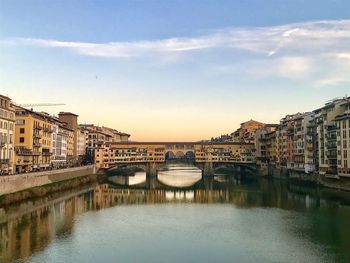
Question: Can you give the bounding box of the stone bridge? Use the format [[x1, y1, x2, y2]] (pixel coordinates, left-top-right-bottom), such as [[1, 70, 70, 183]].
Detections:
[[95, 142, 257, 176]]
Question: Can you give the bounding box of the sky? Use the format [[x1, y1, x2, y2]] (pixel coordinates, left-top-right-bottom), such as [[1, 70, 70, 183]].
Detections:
[[1, 0, 350, 141]]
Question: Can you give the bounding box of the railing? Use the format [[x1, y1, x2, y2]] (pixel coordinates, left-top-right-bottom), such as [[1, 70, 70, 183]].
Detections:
[[33, 134, 42, 139], [43, 127, 54, 133], [0, 159, 10, 164], [34, 125, 43, 130], [15, 147, 33, 156]]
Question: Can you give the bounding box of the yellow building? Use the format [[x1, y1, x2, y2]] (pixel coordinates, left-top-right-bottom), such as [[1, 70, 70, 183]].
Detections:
[[14, 107, 53, 172]]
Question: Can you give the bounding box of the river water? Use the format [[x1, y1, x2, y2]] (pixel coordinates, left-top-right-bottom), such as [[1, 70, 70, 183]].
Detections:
[[1, 164, 350, 263]]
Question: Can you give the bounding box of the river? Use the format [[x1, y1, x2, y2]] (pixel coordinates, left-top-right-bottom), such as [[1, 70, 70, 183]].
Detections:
[[1, 164, 350, 262]]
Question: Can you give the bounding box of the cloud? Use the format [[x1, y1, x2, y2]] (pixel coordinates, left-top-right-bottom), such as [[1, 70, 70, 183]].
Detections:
[[2, 19, 350, 88], [3, 19, 350, 60], [315, 77, 350, 87], [337, 53, 350, 60]]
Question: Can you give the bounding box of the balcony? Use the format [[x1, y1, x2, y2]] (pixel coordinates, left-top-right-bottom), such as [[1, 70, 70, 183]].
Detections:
[[34, 125, 43, 130], [326, 126, 337, 131], [326, 143, 337, 149], [326, 151, 337, 159], [43, 127, 54, 133], [15, 147, 33, 156], [33, 133, 42, 139], [0, 159, 10, 164], [326, 135, 337, 141], [33, 142, 42, 147]]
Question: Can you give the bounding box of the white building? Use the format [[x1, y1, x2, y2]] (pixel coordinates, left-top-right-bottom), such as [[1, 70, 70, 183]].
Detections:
[[51, 123, 68, 168], [0, 95, 15, 175]]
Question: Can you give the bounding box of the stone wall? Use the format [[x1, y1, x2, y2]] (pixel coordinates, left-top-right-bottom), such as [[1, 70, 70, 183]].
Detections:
[[0, 165, 96, 196], [267, 165, 319, 183]]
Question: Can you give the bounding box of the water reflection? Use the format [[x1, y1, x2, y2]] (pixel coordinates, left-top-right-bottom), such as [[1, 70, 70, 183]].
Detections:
[[0, 186, 94, 263], [1, 169, 350, 262], [108, 171, 146, 186], [158, 164, 202, 187]]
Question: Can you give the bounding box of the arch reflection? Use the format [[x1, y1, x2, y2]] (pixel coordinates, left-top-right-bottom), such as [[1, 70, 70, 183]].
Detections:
[[157, 164, 202, 188]]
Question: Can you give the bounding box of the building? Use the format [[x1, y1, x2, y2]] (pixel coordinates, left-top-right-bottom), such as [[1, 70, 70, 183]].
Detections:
[[291, 112, 315, 173], [77, 127, 88, 163], [14, 107, 53, 172], [314, 98, 347, 175], [58, 112, 79, 165], [0, 95, 15, 175], [66, 127, 75, 166], [231, 120, 265, 143], [335, 99, 350, 177], [80, 124, 130, 163], [51, 121, 68, 168], [255, 124, 278, 165]]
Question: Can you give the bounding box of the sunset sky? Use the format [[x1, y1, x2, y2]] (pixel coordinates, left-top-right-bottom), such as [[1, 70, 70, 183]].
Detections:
[[1, 0, 350, 141]]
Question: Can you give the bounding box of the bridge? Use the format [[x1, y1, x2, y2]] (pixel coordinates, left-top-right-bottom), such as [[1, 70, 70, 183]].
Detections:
[[95, 142, 256, 176]]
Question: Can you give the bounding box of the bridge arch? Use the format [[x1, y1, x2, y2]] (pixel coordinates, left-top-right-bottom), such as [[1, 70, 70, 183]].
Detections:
[[107, 163, 148, 176], [213, 163, 257, 175], [165, 151, 175, 160], [185, 151, 195, 160]]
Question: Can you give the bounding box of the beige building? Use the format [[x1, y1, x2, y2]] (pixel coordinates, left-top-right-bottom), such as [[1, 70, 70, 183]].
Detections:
[[335, 99, 350, 177], [292, 112, 315, 173], [314, 98, 347, 175], [66, 127, 75, 166], [255, 125, 278, 166], [77, 127, 88, 162], [0, 95, 15, 174], [58, 112, 79, 164], [232, 120, 265, 143], [80, 124, 130, 163]]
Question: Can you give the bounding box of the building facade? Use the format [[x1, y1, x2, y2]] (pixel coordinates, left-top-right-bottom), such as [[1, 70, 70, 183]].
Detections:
[[80, 124, 130, 163], [232, 120, 265, 143], [14, 108, 53, 172], [0, 95, 15, 174], [335, 100, 350, 176]]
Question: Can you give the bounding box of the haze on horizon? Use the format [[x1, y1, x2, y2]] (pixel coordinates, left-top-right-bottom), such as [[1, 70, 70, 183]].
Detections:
[[1, 0, 350, 141]]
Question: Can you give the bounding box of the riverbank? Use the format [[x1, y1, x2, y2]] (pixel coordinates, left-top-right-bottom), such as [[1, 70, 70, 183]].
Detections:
[[0, 165, 96, 196], [0, 174, 97, 207], [267, 165, 350, 192]]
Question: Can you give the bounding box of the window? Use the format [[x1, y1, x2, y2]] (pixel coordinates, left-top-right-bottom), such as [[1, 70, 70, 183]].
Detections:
[[19, 137, 25, 143], [20, 128, 25, 134], [16, 119, 25, 125]]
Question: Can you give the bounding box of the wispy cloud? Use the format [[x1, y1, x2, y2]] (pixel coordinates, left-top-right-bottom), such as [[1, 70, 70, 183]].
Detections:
[[2, 19, 350, 88], [3, 20, 350, 59]]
